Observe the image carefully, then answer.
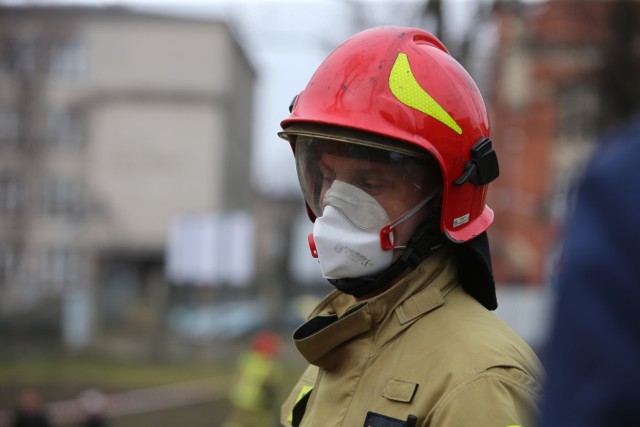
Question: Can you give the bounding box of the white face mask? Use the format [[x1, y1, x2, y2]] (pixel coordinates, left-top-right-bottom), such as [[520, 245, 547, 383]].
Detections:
[[309, 180, 434, 280]]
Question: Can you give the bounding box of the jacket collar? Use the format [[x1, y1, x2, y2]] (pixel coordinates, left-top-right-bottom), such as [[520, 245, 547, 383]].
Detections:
[[293, 247, 458, 368]]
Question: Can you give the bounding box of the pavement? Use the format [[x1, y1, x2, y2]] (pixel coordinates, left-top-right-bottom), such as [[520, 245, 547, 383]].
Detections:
[[0, 377, 228, 426]]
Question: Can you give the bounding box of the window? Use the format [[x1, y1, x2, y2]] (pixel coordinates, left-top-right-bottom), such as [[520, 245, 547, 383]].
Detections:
[[45, 108, 84, 149], [0, 35, 87, 79], [0, 110, 19, 145], [0, 173, 22, 215], [0, 244, 19, 286], [42, 176, 82, 219], [559, 84, 599, 144], [41, 246, 79, 288], [554, 84, 600, 224], [49, 39, 88, 79], [0, 36, 19, 75], [0, 36, 37, 77]]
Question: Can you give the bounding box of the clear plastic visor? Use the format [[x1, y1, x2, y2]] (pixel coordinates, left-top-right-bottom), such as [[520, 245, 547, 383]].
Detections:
[[294, 136, 440, 228]]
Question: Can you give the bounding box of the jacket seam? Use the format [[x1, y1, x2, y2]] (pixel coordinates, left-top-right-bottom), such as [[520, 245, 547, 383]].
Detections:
[[338, 305, 377, 427], [430, 369, 539, 424]]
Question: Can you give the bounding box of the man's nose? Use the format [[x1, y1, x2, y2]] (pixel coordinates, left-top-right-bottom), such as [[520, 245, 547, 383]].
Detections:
[[318, 181, 332, 209]]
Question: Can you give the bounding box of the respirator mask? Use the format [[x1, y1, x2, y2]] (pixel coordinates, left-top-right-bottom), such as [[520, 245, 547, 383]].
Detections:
[[310, 180, 437, 279], [294, 135, 441, 281]]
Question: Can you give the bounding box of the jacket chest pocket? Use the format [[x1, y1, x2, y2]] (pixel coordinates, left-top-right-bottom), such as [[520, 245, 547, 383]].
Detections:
[[362, 378, 419, 426], [383, 378, 418, 403]]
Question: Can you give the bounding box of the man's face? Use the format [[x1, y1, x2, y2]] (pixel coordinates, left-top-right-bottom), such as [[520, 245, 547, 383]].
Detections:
[[298, 137, 440, 251], [318, 152, 427, 220]]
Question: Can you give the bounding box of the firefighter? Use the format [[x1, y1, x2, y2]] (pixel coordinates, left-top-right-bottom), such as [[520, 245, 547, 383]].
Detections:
[[278, 27, 542, 427], [223, 331, 283, 427]]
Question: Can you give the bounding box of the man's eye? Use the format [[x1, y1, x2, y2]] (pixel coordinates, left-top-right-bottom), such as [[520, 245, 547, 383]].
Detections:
[[360, 181, 383, 192]]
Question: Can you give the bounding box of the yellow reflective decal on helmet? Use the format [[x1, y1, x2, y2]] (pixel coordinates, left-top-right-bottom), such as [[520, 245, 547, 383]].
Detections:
[[389, 52, 463, 135]]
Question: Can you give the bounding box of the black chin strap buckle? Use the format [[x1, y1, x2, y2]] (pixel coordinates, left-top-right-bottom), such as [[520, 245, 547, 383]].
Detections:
[[400, 216, 442, 267], [454, 137, 499, 186]]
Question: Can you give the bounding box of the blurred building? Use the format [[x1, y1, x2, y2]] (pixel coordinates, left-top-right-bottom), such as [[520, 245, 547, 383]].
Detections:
[[484, 0, 639, 287], [0, 6, 255, 353]]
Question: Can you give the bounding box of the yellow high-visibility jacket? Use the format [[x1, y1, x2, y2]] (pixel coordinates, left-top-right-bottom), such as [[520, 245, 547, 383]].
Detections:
[[230, 351, 279, 411], [282, 248, 542, 427]]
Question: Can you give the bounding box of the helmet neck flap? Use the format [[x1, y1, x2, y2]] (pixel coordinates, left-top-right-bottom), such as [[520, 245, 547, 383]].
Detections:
[[454, 232, 497, 310]]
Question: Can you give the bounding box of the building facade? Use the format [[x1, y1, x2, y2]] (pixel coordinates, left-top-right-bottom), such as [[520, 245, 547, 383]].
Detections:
[[0, 6, 255, 352], [484, 0, 638, 286]]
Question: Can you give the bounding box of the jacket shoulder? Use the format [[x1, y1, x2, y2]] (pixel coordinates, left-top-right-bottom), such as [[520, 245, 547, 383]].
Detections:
[[391, 285, 542, 389], [391, 286, 542, 425]]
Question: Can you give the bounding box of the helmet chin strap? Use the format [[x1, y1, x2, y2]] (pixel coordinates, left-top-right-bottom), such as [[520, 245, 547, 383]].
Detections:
[[329, 215, 445, 298]]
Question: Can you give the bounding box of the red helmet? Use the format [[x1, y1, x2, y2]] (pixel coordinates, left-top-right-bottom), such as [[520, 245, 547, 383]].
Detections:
[[280, 26, 498, 243], [251, 331, 280, 358]]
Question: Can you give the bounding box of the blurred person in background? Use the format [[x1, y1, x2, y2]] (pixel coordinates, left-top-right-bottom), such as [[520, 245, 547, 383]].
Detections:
[[222, 331, 283, 427], [540, 2, 640, 425], [11, 389, 51, 427], [277, 26, 542, 427], [539, 109, 640, 427]]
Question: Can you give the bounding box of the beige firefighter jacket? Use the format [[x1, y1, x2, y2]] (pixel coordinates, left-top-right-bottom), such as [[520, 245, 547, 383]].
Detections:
[[281, 248, 542, 427]]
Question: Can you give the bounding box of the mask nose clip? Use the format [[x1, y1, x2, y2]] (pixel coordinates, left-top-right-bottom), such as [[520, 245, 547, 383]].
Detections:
[[308, 233, 319, 258]]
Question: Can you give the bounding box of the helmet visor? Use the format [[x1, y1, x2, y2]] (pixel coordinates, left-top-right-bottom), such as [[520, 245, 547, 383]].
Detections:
[[294, 135, 440, 228]]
